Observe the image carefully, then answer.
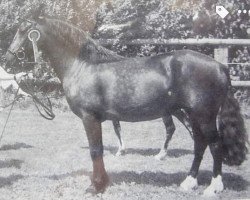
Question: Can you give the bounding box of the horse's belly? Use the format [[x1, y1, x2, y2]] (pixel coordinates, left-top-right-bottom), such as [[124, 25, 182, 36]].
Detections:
[[105, 99, 169, 122]]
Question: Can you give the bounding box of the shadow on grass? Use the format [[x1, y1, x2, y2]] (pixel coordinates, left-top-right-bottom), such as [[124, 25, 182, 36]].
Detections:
[[110, 170, 249, 191], [0, 175, 24, 188], [46, 168, 249, 192], [0, 142, 33, 151], [198, 170, 249, 191], [0, 159, 24, 169], [47, 169, 91, 180], [102, 145, 193, 157]]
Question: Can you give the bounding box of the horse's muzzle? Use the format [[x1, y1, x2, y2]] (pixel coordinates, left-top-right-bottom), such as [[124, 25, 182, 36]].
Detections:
[[5, 51, 17, 69]]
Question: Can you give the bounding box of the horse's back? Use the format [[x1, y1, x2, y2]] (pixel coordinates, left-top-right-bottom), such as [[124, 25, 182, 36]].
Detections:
[[96, 55, 176, 121], [64, 50, 229, 122]]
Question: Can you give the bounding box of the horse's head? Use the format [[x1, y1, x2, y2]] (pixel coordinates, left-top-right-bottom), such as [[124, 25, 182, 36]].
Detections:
[[5, 5, 46, 72], [5, 19, 39, 70]]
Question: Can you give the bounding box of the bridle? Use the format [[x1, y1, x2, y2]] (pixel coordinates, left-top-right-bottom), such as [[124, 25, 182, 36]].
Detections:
[[7, 19, 37, 62], [7, 19, 55, 120], [7, 48, 26, 61]]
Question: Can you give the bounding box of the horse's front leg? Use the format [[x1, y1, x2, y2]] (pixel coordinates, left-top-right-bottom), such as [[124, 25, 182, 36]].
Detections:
[[82, 115, 109, 193]]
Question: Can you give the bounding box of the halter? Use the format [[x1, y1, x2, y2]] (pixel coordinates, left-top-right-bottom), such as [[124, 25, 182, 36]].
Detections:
[[7, 19, 37, 62]]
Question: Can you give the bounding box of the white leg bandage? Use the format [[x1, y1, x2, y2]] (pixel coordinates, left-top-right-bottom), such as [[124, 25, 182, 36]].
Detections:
[[203, 175, 224, 196], [180, 175, 198, 191]]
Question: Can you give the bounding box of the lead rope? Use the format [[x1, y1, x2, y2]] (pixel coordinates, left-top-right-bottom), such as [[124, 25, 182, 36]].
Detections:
[[0, 86, 20, 145]]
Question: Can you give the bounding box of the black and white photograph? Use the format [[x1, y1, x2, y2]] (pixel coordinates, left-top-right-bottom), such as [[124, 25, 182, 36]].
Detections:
[[0, 0, 249, 199]]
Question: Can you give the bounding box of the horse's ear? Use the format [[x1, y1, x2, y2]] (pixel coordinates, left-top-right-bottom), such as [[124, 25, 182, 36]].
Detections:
[[37, 16, 46, 24], [32, 4, 46, 20]]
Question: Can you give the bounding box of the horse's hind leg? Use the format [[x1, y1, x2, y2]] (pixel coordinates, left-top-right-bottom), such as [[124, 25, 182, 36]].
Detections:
[[203, 126, 223, 196], [155, 115, 175, 160], [112, 120, 125, 156], [181, 116, 224, 195], [82, 115, 109, 193], [180, 119, 207, 191], [173, 109, 193, 139]]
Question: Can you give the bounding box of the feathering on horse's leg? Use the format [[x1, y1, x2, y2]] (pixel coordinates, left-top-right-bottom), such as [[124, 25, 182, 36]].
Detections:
[[82, 114, 109, 193], [112, 120, 125, 156], [202, 123, 223, 196], [180, 120, 207, 191], [155, 115, 175, 161]]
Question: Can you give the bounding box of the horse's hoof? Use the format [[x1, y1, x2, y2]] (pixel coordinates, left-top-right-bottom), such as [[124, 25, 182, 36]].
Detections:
[[203, 175, 224, 196], [154, 154, 165, 161], [91, 174, 110, 194], [180, 175, 198, 191], [154, 149, 167, 161], [115, 150, 125, 156]]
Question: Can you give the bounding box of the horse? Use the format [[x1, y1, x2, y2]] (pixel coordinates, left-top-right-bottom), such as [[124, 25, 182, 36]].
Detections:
[[5, 15, 248, 196], [113, 109, 193, 158]]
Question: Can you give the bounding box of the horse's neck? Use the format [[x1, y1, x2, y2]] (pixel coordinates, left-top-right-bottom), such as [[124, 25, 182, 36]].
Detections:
[[41, 37, 81, 82]]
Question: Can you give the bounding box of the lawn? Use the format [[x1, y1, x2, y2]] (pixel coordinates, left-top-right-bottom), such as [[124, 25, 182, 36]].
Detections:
[[0, 107, 249, 200]]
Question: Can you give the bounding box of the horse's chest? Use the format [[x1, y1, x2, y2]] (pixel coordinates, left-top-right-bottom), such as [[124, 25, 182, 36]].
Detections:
[[63, 73, 100, 107]]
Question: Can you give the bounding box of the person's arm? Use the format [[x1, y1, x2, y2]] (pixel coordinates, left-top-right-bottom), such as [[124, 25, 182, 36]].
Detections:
[[0, 67, 29, 82], [0, 66, 15, 80], [0, 75, 15, 80]]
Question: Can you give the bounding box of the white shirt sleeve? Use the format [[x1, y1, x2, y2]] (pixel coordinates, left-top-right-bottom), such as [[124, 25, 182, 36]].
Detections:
[[0, 66, 14, 80]]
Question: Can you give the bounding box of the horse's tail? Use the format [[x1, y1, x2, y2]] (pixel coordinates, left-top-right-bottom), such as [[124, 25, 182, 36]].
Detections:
[[218, 89, 248, 166]]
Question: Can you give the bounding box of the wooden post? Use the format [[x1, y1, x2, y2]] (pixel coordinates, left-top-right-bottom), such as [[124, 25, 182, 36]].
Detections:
[[0, 86, 4, 110], [214, 46, 228, 66]]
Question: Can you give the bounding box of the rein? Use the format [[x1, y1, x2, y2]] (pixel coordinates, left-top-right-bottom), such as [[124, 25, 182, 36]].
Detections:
[[0, 87, 20, 145], [0, 94, 23, 109], [32, 94, 55, 120], [20, 78, 55, 120]]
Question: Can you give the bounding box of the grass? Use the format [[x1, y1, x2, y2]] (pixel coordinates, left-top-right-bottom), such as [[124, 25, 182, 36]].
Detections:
[[0, 107, 249, 200]]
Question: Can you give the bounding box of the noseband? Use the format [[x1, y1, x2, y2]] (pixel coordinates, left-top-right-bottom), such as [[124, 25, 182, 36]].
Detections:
[[7, 49, 26, 61]]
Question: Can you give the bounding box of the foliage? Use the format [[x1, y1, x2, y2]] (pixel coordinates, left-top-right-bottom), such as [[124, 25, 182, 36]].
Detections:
[[0, 0, 250, 105]]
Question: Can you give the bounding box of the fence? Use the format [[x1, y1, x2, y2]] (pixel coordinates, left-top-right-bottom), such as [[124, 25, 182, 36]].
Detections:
[[99, 38, 250, 87]]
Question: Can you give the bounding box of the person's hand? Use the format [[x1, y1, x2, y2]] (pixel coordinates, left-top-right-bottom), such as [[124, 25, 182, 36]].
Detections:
[[14, 72, 33, 83], [14, 72, 27, 83]]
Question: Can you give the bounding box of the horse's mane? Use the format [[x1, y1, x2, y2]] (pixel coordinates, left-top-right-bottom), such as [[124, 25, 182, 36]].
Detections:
[[44, 18, 125, 64]]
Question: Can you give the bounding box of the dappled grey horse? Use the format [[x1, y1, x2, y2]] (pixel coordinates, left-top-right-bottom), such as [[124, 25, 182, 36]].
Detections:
[[5, 15, 248, 196]]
